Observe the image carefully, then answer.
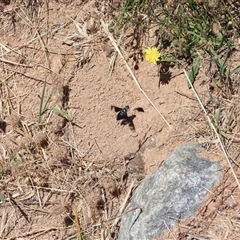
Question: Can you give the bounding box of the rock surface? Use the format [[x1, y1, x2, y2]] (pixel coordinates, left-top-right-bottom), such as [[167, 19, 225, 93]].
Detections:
[[118, 144, 222, 240]]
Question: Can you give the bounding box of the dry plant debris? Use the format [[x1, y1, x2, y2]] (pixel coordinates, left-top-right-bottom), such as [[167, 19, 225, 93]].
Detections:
[[0, 0, 239, 240]]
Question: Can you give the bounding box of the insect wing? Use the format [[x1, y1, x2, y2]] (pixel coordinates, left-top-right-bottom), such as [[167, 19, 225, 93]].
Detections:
[[111, 105, 122, 112]]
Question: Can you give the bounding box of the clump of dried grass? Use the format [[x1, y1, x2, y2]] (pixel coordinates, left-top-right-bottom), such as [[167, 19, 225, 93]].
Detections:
[[7, 113, 22, 129]]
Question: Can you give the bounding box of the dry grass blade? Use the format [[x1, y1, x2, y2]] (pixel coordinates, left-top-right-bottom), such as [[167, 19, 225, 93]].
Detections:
[[67, 16, 89, 39], [183, 69, 240, 191], [0, 57, 33, 67], [35, 29, 51, 69], [113, 180, 135, 227], [73, 207, 82, 240], [163, 220, 177, 240], [101, 20, 172, 130], [6, 227, 58, 240], [0, 42, 11, 53]]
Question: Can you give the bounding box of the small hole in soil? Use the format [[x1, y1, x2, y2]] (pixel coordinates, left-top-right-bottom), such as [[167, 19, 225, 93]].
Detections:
[[96, 199, 105, 210], [134, 64, 139, 70], [64, 214, 74, 226], [110, 187, 121, 197], [0, 120, 7, 133]]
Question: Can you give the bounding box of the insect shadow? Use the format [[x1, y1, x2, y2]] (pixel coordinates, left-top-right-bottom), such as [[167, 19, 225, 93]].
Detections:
[[121, 115, 136, 131], [111, 105, 143, 131], [134, 107, 144, 113]]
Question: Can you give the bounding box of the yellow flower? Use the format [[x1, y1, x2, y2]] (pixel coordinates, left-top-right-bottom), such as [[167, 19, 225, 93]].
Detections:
[[144, 47, 161, 64]]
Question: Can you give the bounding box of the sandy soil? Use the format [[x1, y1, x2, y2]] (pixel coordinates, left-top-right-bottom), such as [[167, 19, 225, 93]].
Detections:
[[0, 0, 240, 239]]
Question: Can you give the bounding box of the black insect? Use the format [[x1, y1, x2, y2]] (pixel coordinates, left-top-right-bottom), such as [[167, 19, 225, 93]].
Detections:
[[111, 105, 129, 120], [111, 105, 144, 132]]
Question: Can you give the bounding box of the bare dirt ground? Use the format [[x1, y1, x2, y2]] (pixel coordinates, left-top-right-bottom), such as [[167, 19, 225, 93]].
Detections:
[[0, 0, 240, 240]]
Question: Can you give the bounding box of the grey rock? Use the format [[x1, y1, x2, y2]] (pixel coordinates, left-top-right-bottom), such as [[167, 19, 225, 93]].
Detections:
[[119, 144, 222, 240]]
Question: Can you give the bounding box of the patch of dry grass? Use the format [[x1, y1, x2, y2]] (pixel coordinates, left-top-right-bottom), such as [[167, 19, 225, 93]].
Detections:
[[0, 0, 240, 240]]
